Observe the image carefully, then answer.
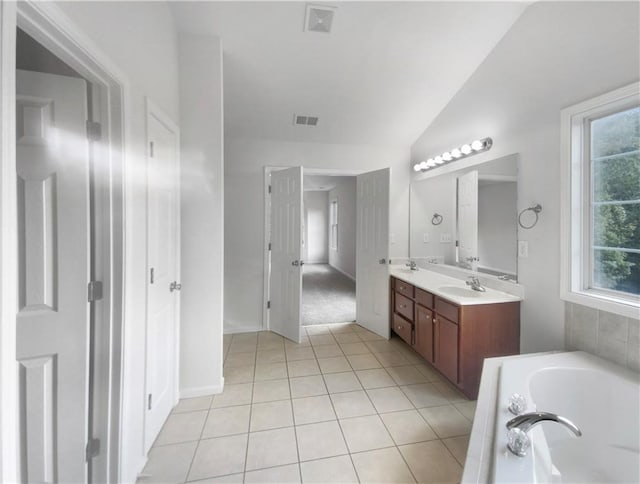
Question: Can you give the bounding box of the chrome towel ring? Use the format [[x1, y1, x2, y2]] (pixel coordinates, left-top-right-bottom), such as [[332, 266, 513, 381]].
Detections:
[[518, 204, 542, 229], [432, 213, 443, 225]]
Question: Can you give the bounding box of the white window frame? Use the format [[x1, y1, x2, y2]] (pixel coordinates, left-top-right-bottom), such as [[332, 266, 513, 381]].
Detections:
[[560, 82, 640, 318], [330, 199, 338, 250]]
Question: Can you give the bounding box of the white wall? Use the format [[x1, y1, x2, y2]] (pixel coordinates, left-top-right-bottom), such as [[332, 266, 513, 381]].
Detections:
[[477, 182, 517, 275], [177, 33, 224, 398], [225, 138, 410, 332], [328, 177, 357, 279], [304, 191, 328, 264], [410, 1, 640, 353]]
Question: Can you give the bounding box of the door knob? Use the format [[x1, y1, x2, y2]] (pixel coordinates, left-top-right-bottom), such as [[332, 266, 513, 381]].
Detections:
[[379, 258, 387, 265], [169, 281, 182, 292], [292, 260, 299, 266]]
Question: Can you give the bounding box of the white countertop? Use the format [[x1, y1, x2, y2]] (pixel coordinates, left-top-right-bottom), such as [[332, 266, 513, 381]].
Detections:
[[389, 265, 522, 306]]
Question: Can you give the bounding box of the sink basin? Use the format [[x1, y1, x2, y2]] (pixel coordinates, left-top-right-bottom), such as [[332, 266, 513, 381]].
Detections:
[[438, 286, 483, 298], [395, 268, 416, 274]]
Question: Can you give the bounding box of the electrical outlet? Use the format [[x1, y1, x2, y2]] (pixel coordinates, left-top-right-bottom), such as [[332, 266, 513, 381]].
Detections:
[[518, 240, 529, 258], [440, 233, 452, 243], [423, 233, 430, 243]]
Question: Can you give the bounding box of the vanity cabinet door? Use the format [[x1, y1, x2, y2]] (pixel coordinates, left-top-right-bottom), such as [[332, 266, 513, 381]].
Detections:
[[415, 305, 434, 362], [435, 316, 458, 383]]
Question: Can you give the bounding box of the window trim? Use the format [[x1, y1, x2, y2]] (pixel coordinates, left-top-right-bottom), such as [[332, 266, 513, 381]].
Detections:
[[330, 199, 338, 250], [560, 82, 640, 318]]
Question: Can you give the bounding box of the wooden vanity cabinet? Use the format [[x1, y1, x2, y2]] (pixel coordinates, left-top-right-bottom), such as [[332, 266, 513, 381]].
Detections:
[[390, 276, 520, 399]]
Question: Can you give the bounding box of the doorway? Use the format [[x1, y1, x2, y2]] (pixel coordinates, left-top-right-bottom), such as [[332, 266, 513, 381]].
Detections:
[[6, 6, 127, 481], [263, 166, 391, 342], [302, 175, 357, 326]]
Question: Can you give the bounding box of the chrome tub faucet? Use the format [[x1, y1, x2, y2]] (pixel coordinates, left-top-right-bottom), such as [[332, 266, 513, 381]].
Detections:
[[506, 411, 582, 456], [466, 275, 486, 292]]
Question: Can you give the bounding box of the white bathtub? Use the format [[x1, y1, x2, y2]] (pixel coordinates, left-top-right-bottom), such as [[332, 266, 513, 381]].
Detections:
[[491, 351, 640, 483]]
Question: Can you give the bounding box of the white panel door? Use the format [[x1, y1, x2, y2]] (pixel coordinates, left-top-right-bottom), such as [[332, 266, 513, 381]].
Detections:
[[16, 70, 90, 483], [270, 167, 303, 343], [457, 170, 479, 269], [356, 168, 390, 339], [145, 110, 180, 451]]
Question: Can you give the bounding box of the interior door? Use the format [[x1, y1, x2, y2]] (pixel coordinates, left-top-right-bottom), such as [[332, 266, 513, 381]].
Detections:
[[16, 69, 90, 483], [356, 168, 390, 339], [144, 109, 180, 451], [270, 167, 303, 343], [457, 170, 479, 269]]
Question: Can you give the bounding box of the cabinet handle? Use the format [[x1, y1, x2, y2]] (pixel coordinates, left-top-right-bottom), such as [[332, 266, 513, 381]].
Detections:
[[399, 304, 406, 308], [399, 286, 404, 290]]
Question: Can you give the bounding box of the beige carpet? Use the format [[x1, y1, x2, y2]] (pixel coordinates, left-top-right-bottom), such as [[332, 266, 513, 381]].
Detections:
[[302, 263, 356, 325]]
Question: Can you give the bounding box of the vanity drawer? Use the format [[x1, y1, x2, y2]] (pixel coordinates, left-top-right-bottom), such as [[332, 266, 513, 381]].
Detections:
[[435, 297, 459, 324], [394, 279, 414, 299], [395, 293, 414, 321], [393, 313, 413, 345], [415, 288, 433, 309]]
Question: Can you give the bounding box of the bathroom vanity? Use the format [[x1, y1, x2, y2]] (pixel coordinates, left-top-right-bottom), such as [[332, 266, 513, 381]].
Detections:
[[389, 267, 521, 399]]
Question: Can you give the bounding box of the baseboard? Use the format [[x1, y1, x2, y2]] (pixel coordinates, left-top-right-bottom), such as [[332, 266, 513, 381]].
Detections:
[[180, 378, 224, 399], [329, 263, 356, 282], [223, 325, 262, 335]]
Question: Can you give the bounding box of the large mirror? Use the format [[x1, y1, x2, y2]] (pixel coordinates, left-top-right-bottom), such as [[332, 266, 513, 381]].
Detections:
[[409, 154, 519, 281]]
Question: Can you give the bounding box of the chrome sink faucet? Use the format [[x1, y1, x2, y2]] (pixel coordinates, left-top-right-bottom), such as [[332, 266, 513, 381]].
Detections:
[[466, 275, 486, 292], [406, 260, 418, 271], [506, 412, 582, 456]]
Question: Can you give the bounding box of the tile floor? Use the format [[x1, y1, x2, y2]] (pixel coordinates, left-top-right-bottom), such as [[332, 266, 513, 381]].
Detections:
[[139, 323, 476, 483]]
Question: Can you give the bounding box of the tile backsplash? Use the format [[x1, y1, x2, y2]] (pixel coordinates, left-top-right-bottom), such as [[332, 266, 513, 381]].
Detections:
[[565, 302, 640, 372]]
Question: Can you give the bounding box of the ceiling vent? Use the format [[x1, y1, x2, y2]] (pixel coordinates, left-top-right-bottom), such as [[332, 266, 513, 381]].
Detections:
[[304, 4, 336, 33], [294, 115, 319, 126]]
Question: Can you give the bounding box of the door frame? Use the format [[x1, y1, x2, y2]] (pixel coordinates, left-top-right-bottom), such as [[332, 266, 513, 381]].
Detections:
[[262, 167, 364, 331], [0, 2, 127, 482], [143, 98, 181, 452]]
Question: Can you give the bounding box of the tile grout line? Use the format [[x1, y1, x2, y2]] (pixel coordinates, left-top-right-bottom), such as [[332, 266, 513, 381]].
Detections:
[[285, 338, 303, 484], [241, 339, 259, 482]]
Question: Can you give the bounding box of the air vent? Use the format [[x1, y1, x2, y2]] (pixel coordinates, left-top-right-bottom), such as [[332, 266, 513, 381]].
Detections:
[[294, 114, 319, 126], [304, 4, 336, 33]]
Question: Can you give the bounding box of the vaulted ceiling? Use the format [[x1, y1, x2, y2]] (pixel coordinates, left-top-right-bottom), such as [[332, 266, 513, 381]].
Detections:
[[171, 2, 529, 147]]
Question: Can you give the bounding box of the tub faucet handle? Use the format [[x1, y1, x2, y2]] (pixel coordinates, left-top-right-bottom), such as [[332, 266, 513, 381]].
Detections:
[[508, 393, 527, 415]]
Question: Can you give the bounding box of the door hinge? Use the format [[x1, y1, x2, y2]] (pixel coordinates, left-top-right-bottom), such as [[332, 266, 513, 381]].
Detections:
[[149, 141, 155, 158], [86, 121, 102, 141], [148, 393, 153, 410], [86, 438, 100, 461], [268, 242, 272, 251], [150, 268, 154, 284], [267, 301, 271, 309], [268, 185, 272, 194], [88, 281, 103, 302]]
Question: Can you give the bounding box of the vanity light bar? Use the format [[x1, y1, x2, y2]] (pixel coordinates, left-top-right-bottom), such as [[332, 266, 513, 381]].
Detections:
[[413, 137, 493, 172]]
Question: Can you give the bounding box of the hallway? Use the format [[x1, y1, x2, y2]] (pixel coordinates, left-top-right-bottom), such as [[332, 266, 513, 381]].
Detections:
[[140, 323, 474, 483], [302, 264, 356, 326]]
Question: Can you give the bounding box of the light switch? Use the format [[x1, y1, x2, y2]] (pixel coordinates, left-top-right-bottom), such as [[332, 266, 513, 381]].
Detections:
[[423, 233, 430, 243], [440, 233, 452, 243], [390, 233, 396, 244], [518, 241, 529, 258]]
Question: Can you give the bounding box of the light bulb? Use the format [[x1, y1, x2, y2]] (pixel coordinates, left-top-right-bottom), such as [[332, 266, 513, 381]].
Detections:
[[442, 152, 452, 162], [471, 139, 484, 151], [426, 159, 436, 167], [413, 163, 422, 172], [420, 161, 429, 170], [434, 156, 443, 165], [451, 148, 462, 158], [461, 144, 472, 155]]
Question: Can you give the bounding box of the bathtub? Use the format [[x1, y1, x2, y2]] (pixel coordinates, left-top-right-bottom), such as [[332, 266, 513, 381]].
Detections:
[[491, 351, 639, 483]]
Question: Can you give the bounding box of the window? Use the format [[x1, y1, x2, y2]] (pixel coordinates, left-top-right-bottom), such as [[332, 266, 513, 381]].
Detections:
[[330, 200, 338, 250], [561, 82, 640, 317]]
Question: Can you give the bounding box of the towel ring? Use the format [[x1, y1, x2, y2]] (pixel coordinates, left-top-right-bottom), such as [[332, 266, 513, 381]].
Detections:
[[432, 213, 443, 226], [518, 204, 542, 229]]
